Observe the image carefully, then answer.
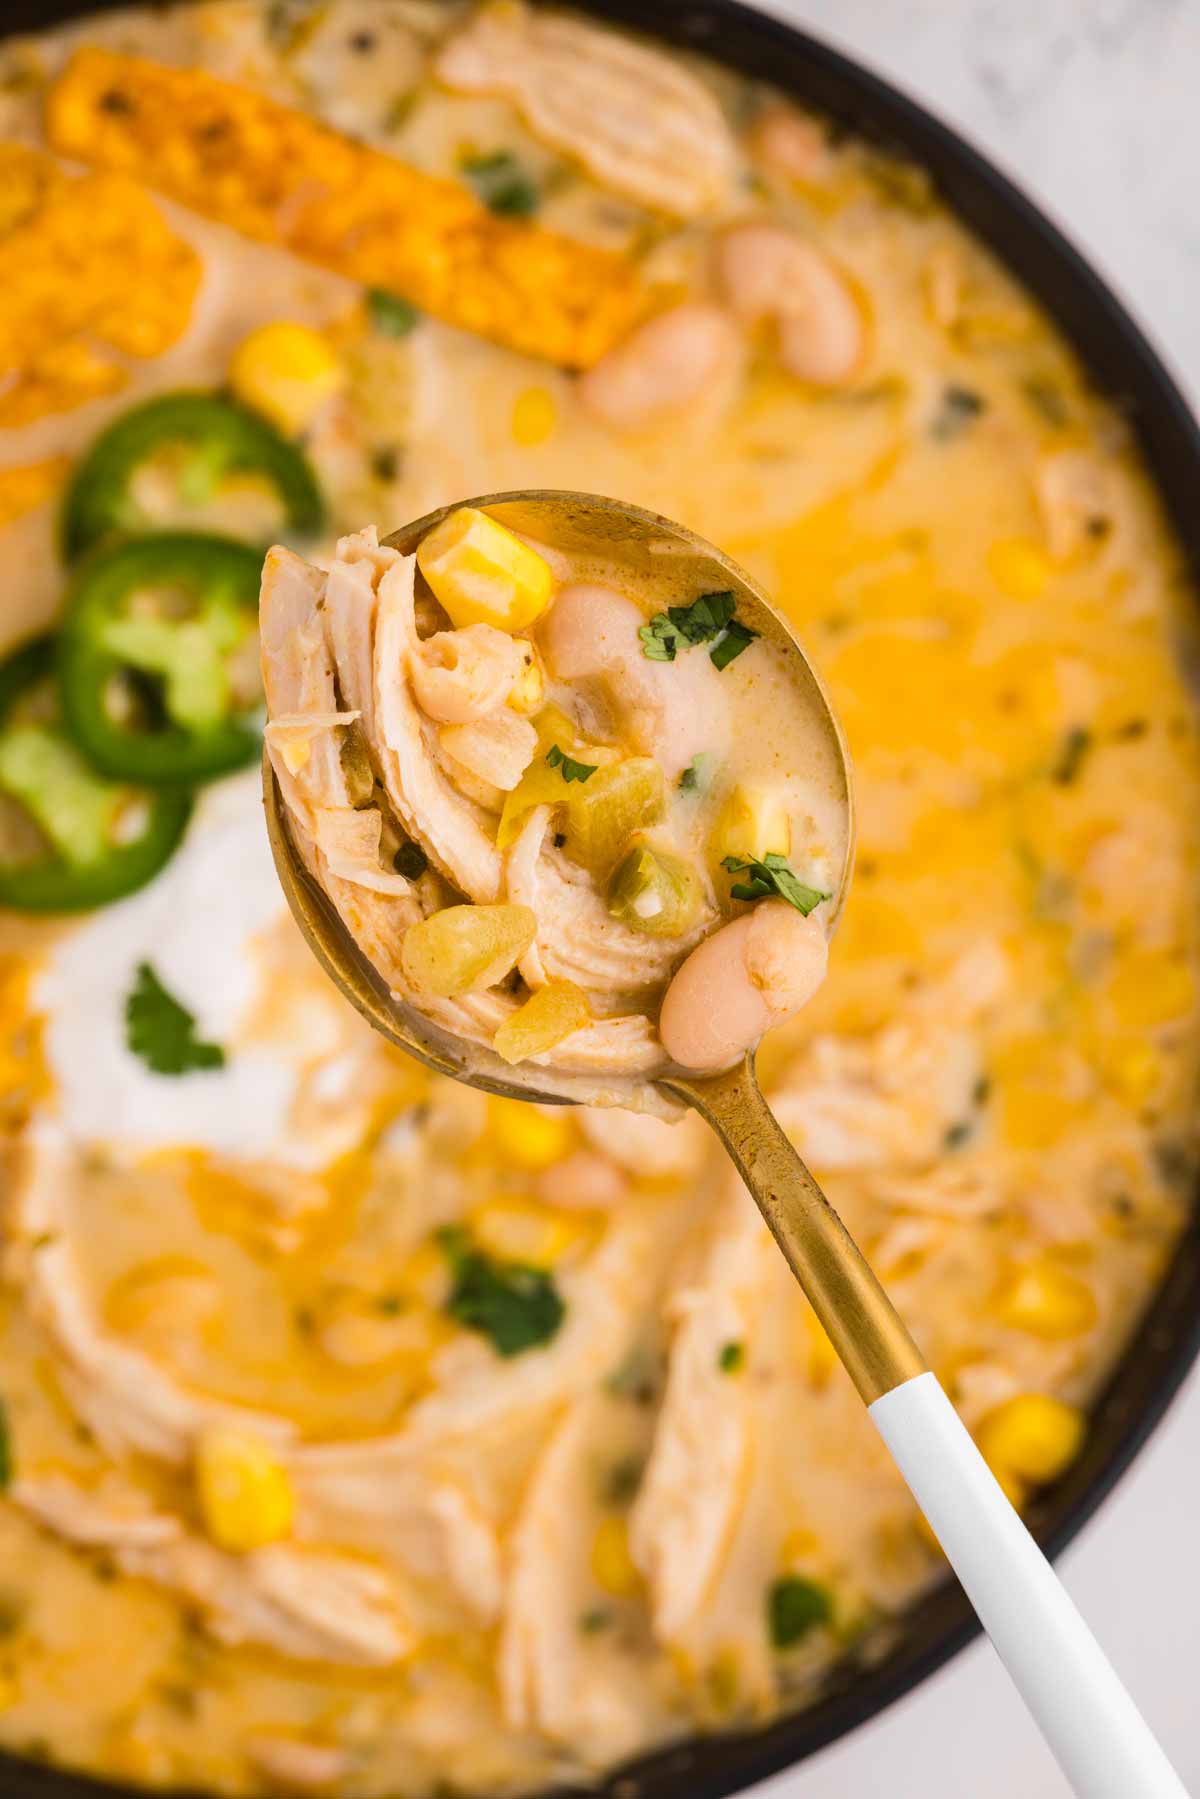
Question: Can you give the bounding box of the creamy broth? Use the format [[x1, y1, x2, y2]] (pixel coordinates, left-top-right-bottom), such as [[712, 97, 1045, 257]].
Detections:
[[0, 3, 1197, 1794]]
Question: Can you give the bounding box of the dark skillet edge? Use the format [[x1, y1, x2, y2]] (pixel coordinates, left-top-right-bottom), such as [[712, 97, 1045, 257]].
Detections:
[[0, 1, 1198, 1796]]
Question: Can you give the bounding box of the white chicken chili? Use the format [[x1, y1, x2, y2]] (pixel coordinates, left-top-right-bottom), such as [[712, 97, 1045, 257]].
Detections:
[[0, 0, 1197, 1794], [262, 507, 848, 1086]]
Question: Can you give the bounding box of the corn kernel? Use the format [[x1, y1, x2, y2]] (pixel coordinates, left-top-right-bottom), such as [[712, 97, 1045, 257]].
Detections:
[[228, 321, 344, 437], [1106, 951, 1195, 1031], [591, 1515, 641, 1597], [195, 1426, 295, 1552], [997, 1259, 1098, 1340], [987, 537, 1052, 600], [511, 385, 558, 446], [493, 980, 591, 1065], [417, 507, 554, 632], [1099, 1037, 1162, 1107], [506, 642, 546, 715], [470, 1195, 592, 1267], [976, 1394, 1085, 1485], [489, 1095, 573, 1170], [712, 783, 790, 871]]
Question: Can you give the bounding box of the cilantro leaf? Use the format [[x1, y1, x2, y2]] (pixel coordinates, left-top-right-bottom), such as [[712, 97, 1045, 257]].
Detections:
[[1051, 726, 1092, 786], [546, 744, 597, 784], [717, 1340, 745, 1374], [125, 962, 226, 1076], [638, 591, 758, 670], [678, 752, 714, 792], [366, 288, 420, 337], [768, 1575, 833, 1648], [437, 1228, 565, 1357], [461, 150, 538, 217], [721, 852, 829, 916], [709, 618, 758, 670]]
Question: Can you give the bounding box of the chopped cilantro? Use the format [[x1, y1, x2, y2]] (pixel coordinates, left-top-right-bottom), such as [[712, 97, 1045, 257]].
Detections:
[[709, 619, 758, 670], [393, 840, 429, 879], [367, 288, 420, 337], [605, 1454, 644, 1505], [462, 150, 539, 217], [0, 1401, 11, 1491], [720, 852, 829, 917], [717, 1340, 745, 1374], [944, 1119, 972, 1150], [579, 1608, 612, 1634], [638, 592, 758, 669], [546, 744, 597, 784], [931, 384, 985, 442], [678, 753, 713, 792], [768, 1575, 833, 1648], [125, 963, 226, 1076], [436, 1227, 564, 1357], [1051, 726, 1092, 785]]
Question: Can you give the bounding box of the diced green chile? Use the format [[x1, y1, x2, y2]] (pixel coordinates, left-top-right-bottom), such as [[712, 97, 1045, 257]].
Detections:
[[59, 534, 264, 784], [0, 636, 190, 913], [60, 391, 324, 560]]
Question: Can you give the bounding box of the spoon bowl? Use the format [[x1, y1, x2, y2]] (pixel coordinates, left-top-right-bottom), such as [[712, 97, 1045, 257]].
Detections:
[[266, 488, 854, 1109]]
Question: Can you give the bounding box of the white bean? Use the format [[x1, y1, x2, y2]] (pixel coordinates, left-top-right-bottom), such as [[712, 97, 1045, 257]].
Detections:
[[541, 582, 728, 782], [715, 224, 864, 388], [410, 624, 525, 724], [660, 899, 828, 1071], [578, 302, 742, 433]]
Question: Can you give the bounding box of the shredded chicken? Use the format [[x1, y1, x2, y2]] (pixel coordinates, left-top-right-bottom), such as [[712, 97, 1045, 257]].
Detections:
[[435, 0, 737, 219]]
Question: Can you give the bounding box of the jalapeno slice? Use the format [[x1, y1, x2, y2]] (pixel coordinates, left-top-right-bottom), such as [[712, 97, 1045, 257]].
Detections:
[[61, 391, 324, 562], [0, 635, 191, 913], [59, 533, 265, 786]]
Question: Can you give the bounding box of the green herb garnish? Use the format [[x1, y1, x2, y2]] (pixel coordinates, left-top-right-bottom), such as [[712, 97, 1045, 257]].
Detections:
[[367, 288, 420, 337], [393, 840, 429, 878], [579, 1608, 612, 1634], [436, 1227, 564, 1358], [462, 150, 539, 217], [0, 1401, 12, 1492], [678, 753, 713, 792], [768, 1575, 833, 1648], [931, 384, 985, 442], [605, 1454, 644, 1505], [1051, 726, 1092, 786], [125, 963, 226, 1076], [546, 744, 598, 784], [720, 853, 829, 916], [709, 620, 758, 670], [717, 1340, 745, 1374], [639, 592, 758, 669]]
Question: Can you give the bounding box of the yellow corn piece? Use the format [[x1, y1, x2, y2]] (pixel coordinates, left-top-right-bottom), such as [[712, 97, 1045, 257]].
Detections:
[[712, 783, 790, 870], [488, 1094, 574, 1169], [996, 1259, 1098, 1340], [418, 507, 554, 632], [591, 1515, 642, 1597], [228, 321, 344, 437], [511, 385, 558, 446], [470, 1194, 592, 1267], [0, 457, 72, 528], [976, 1394, 1085, 1486], [987, 536, 1052, 599], [1105, 950, 1195, 1031], [493, 980, 591, 1064], [195, 1426, 295, 1552], [0, 141, 200, 427], [47, 49, 648, 370]]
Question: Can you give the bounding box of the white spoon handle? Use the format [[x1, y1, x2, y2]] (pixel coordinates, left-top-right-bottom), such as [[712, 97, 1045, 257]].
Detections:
[[870, 1372, 1187, 1798]]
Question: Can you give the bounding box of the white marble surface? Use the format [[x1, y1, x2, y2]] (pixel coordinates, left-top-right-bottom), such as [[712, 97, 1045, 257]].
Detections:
[[744, 3, 1200, 1795]]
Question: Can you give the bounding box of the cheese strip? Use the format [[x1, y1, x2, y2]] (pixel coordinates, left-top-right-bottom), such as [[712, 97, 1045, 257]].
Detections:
[[0, 141, 201, 427], [47, 48, 649, 370]]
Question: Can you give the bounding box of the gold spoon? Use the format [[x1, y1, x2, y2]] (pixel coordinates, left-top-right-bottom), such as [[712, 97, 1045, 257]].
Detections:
[[264, 491, 1184, 1797]]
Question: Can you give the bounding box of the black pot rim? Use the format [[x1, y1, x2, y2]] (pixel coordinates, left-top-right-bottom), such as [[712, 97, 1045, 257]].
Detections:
[[0, 4, 1198, 1798]]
